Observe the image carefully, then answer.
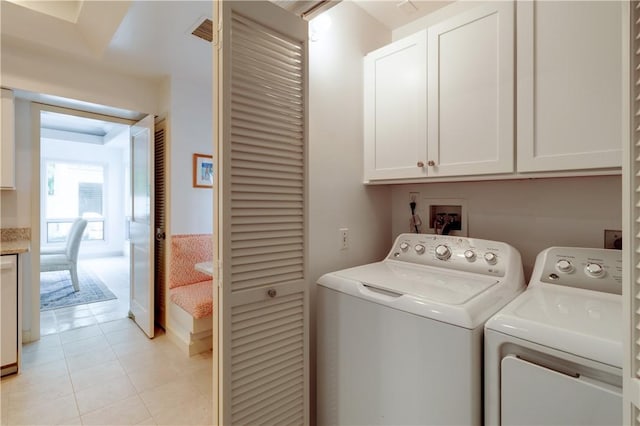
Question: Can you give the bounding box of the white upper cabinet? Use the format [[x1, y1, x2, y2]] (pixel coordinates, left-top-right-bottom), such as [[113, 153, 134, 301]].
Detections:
[[516, 1, 624, 172], [364, 30, 428, 181], [427, 2, 514, 177], [0, 89, 15, 190]]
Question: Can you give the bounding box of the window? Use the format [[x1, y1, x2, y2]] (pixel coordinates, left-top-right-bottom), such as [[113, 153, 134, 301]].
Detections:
[[44, 161, 105, 242]]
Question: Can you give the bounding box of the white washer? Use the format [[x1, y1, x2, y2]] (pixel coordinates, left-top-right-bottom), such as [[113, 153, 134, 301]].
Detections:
[[316, 233, 525, 426], [485, 247, 623, 426]]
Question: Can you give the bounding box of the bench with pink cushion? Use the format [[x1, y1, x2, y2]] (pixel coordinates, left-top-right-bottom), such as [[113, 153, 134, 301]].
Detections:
[[167, 234, 213, 355]]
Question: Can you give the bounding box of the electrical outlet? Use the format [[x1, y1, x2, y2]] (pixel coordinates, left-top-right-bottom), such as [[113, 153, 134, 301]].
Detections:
[[340, 228, 349, 250], [604, 229, 622, 250]]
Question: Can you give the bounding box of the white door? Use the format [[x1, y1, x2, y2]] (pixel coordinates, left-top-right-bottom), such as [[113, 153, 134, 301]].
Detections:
[[363, 31, 428, 181], [129, 115, 154, 338], [427, 2, 514, 177], [216, 1, 309, 424]]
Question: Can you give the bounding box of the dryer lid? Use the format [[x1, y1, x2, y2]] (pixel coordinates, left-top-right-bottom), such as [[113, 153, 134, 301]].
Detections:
[[485, 285, 622, 368], [331, 261, 499, 305]]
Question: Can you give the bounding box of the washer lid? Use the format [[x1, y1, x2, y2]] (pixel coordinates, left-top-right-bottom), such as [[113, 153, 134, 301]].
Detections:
[[332, 261, 499, 305], [485, 285, 622, 368]]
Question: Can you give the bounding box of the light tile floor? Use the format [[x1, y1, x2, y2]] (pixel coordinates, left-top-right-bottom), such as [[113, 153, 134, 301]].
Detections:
[[1, 319, 213, 425], [41, 256, 131, 335]]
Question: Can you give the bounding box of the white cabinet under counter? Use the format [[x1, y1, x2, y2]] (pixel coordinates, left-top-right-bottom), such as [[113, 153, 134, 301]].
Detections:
[[1, 254, 20, 376]]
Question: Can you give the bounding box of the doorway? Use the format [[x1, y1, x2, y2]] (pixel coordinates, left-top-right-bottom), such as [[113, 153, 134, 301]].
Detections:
[[38, 110, 132, 335]]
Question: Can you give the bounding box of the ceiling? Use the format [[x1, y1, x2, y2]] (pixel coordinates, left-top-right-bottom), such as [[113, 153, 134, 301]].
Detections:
[[1, 0, 452, 85], [1, 0, 452, 133]]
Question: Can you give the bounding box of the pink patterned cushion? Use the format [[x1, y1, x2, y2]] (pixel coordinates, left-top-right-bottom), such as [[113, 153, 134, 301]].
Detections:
[[170, 280, 213, 319], [170, 234, 213, 289]]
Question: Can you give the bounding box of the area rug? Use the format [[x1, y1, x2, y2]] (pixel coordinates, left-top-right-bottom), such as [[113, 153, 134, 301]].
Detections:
[[40, 268, 117, 311]]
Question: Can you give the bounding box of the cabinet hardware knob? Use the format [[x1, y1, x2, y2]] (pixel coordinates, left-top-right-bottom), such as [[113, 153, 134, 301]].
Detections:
[[267, 289, 277, 298], [427, 160, 436, 167], [417, 161, 425, 168]]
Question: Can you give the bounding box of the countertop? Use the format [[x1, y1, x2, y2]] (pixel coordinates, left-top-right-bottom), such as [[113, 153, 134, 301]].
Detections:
[[1, 228, 31, 255], [1, 240, 30, 255]]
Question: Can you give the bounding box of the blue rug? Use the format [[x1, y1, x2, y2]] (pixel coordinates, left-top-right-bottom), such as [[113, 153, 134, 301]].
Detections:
[[40, 268, 117, 311]]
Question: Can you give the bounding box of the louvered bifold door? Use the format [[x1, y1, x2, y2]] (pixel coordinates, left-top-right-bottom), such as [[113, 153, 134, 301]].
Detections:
[[154, 119, 166, 328], [625, 1, 639, 425], [217, 2, 309, 425]]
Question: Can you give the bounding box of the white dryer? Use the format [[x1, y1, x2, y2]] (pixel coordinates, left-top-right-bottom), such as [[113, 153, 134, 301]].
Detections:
[[316, 233, 525, 426], [485, 247, 623, 426]]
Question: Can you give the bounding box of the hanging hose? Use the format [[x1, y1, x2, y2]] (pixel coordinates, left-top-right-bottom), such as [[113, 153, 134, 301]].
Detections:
[[410, 201, 419, 233]]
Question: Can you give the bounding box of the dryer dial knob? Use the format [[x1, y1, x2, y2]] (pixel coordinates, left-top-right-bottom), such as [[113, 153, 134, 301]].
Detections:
[[414, 244, 426, 255], [585, 263, 604, 278], [484, 252, 498, 265], [434, 245, 451, 260], [464, 250, 476, 261], [399, 242, 410, 251], [556, 259, 573, 273]]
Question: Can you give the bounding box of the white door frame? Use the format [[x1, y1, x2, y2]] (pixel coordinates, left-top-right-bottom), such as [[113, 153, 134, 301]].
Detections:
[[29, 102, 136, 342]]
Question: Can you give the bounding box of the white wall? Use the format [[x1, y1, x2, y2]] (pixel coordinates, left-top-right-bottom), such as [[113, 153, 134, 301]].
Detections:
[[308, 1, 392, 421], [168, 76, 214, 235], [1, 39, 160, 115], [391, 176, 622, 279], [309, 2, 392, 284], [40, 136, 127, 257]]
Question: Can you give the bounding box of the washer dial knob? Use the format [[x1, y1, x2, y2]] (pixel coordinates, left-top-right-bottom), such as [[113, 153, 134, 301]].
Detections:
[[414, 244, 426, 255], [464, 250, 476, 262], [585, 263, 604, 278], [484, 252, 498, 265], [399, 242, 410, 252], [434, 245, 451, 260], [556, 259, 573, 273]]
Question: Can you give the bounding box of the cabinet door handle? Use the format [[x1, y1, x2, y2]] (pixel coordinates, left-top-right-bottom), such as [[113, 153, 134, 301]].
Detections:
[[427, 160, 436, 167], [267, 289, 277, 298], [417, 161, 425, 168]]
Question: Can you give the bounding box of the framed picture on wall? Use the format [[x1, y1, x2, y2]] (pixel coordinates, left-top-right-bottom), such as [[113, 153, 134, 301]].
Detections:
[[193, 153, 214, 188]]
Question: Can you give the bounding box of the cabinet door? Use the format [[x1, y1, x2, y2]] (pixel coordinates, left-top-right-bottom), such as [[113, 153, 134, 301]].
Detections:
[[0, 89, 15, 189], [427, 2, 514, 177], [1, 255, 17, 370], [517, 1, 624, 172], [364, 31, 427, 181]]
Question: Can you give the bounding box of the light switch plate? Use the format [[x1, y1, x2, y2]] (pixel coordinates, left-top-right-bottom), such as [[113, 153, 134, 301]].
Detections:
[[604, 229, 622, 250]]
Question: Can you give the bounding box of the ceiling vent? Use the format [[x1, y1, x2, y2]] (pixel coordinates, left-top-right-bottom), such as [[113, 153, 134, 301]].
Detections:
[[191, 17, 213, 43]]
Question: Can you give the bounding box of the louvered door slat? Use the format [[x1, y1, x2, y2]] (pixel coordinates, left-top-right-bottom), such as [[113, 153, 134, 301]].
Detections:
[[219, 2, 308, 424], [233, 100, 303, 126]]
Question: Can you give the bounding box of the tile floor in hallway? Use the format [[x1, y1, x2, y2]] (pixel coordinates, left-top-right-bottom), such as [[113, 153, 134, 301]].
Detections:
[[1, 318, 213, 425], [40, 256, 131, 335]]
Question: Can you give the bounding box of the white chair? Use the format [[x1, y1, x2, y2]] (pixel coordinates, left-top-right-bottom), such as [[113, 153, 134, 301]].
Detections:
[[40, 218, 88, 292]]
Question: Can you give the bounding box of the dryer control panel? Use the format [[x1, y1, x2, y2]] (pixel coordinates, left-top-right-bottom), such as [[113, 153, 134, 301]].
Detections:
[[533, 247, 622, 295], [387, 233, 522, 278]]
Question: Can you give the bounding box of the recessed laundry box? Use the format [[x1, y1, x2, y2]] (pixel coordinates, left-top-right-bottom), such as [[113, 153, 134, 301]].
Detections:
[[317, 233, 525, 425]]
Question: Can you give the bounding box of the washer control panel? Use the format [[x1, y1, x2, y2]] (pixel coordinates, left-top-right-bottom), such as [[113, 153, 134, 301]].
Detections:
[[387, 233, 517, 277], [536, 247, 622, 295]]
